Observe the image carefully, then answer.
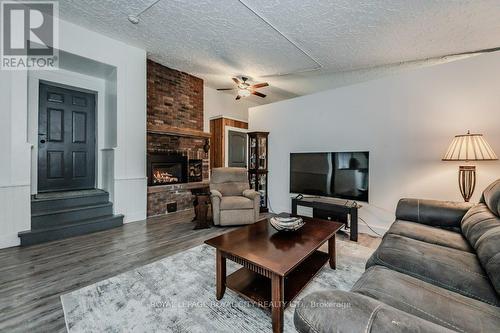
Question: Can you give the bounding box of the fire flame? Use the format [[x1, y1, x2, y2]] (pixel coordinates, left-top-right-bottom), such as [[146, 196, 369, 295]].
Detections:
[[153, 169, 179, 184]]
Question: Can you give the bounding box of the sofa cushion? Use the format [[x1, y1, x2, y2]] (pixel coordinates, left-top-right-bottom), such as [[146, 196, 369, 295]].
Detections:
[[461, 203, 500, 295], [220, 196, 254, 210], [352, 266, 500, 333], [211, 183, 248, 197], [210, 168, 250, 196], [396, 198, 473, 229], [294, 290, 454, 333], [220, 209, 255, 226], [388, 220, 473, 252], [461, 204, 500, 248], [481, 178, 500, 217], [366, 233, 500, 306]]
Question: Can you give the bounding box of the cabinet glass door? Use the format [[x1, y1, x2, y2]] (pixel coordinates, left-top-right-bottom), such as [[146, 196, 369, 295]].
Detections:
[[258, 137, 267, 170], [248, 132, 269, 212], [257, 173, 267, 208], [249, 137, 257, 169]]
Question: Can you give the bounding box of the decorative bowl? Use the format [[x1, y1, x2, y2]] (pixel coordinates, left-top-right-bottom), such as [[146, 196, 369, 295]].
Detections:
[[269, 216, 305, 232]]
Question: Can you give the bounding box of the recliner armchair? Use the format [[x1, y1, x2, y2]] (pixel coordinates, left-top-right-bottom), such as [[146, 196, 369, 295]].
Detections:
[[210, 167, 260, 226]]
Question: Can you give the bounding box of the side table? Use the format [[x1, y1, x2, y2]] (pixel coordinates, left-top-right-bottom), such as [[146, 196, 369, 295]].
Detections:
[[193, 192, 211, 230]]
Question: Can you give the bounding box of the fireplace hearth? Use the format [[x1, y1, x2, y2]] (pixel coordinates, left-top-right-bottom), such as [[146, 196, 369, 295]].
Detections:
[[147, 154, 188, 186]]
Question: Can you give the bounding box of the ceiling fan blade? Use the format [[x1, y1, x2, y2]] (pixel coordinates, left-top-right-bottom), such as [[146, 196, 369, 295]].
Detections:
[[235, 95, 241, 100], [232, 77, 241, 85], [217, 88, 235, 91], [250, 82, 269, 89], [251, 91, 266, 98]]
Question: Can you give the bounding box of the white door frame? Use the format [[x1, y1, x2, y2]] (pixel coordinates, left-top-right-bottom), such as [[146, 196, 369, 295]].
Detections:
[[28, 69, 105, 195], [224, 126, 249, 167]]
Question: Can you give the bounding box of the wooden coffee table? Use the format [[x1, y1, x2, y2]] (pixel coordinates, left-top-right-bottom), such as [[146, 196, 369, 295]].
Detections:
[[205, 216, 344, 333]]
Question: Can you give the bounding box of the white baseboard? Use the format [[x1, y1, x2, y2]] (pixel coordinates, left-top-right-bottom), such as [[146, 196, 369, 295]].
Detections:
[[0, 233, 20, 249], [358, 223, 388, 238], [124, 211, 147, 223]]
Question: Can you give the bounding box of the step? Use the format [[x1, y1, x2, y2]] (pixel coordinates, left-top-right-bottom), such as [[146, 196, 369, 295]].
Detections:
[[31, 202, 113, 229], [18, 215, 124, 246], [32, 190, 109, 214]]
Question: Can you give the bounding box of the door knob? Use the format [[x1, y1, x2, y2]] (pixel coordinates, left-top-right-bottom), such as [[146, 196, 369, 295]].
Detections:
[[38, 133, 46, 144]]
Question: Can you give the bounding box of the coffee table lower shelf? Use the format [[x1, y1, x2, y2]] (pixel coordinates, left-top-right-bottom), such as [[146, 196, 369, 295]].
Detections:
[[226, 250, 329, 309]]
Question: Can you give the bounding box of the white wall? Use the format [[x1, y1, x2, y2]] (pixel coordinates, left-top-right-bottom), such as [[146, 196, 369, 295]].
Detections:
[[58, 21, 147, 224], [0, 71, 30, 248], [203, 85, 258, 131], [0, 19, 147, 248], [249, 52, 500, 235]]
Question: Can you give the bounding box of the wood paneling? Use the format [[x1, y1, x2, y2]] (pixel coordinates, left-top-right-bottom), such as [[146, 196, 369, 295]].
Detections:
[[223, 118, 248, 129], [210, 118, 224, 168], [210, 117, 248, 169]]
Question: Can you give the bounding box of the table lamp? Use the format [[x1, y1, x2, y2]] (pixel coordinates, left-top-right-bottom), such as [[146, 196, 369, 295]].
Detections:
[[442, 131, 497, 202]]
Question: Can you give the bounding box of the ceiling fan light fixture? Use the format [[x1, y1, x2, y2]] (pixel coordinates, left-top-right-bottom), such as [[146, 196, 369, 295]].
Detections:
[[238, 89, 251, 97], [218, 76, 268, 100]]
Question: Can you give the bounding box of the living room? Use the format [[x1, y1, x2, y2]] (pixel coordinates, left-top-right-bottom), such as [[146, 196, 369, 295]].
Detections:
[[1, 1, 499, 332]]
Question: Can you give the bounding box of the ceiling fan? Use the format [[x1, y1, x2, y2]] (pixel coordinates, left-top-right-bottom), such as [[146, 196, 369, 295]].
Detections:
[[217, 77, 269, 100]]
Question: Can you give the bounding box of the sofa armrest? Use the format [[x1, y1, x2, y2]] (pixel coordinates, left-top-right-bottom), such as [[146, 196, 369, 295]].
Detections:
[[210, 189, 222, 200], [395, 198, 473, 228], [210, 190, 222, 226], [242, 189, 259, 200], [243, 189, 260, 221], [294, 290, 454, 333]]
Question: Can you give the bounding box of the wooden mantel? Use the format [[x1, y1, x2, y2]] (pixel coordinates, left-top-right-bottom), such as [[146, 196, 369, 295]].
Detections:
[[147, 124, 211, 139]]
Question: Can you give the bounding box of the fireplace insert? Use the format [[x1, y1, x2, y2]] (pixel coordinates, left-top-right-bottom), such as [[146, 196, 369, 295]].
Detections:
[[147, 154, 188, 186]]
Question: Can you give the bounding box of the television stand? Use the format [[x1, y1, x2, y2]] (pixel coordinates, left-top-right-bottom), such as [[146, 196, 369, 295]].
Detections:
[[291, 197, 359, 241]]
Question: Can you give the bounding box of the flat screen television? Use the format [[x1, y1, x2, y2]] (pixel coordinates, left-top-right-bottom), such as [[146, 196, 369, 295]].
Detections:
[[290, 152, 369, 202]]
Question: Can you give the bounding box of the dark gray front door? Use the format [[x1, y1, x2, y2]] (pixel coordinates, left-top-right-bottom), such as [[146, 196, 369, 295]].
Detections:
[[38, 83, 96, 192], [228, 130, 247, 168]]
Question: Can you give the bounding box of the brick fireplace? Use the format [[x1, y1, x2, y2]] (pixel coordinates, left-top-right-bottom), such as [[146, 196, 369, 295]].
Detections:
[[147, 60, 210, 217]]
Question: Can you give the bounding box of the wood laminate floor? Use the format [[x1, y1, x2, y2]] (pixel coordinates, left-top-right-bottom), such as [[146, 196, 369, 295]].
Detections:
[[0, 211, 379, 332]]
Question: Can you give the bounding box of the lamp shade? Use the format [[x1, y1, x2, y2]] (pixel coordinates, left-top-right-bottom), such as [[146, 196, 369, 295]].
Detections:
[[238, 89, 251, 97], [442, 131, 498, 161]]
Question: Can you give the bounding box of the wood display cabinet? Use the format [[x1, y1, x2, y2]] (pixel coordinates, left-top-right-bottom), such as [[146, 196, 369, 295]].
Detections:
[[248, 131, 269, 212]]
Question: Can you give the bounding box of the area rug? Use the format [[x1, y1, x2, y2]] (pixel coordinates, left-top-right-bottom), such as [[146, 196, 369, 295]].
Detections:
[[61, 240, 375, 332]]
